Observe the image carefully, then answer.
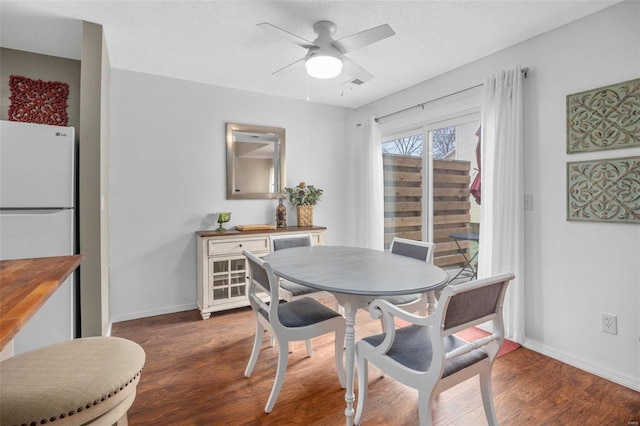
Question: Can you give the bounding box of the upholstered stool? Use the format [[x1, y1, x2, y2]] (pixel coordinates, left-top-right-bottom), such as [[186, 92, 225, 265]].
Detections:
[[0, 336, 145, 426]]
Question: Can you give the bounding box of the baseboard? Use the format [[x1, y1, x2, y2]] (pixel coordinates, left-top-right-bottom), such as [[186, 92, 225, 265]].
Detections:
[[524, 339, 640, 392], [111, 303, 197, 324]]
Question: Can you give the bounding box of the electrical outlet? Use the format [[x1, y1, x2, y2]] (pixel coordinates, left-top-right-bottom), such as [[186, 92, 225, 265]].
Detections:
[[601, 313, 617, 335]]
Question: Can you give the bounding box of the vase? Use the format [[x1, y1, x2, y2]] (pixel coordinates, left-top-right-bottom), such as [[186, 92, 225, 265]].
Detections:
[[276, 199, 287, 228], [297, 205, 313, 227], [216, 212, 231, 232]]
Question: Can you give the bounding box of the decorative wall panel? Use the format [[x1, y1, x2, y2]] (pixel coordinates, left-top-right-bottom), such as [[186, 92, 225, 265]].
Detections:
[[8, 75, 69, 126], [566, 78, 640, 153], [567, 156, 640, 224]]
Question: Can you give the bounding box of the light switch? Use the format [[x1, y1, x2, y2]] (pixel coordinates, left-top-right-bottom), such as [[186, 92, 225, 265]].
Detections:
[[524, 194, 533, 211]]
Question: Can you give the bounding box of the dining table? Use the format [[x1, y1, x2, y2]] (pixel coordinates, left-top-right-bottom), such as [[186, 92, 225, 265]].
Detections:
[[264, 245, 450, 426]]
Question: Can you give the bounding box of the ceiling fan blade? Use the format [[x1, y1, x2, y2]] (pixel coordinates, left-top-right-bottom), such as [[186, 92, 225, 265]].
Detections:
[[257, 22, 316, 49], [332, 24, 395, 53], [272, 58, 305, 76], [342, 57, 373, 83]]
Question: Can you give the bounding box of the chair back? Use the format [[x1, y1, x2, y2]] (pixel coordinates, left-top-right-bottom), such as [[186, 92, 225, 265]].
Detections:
[[437, 272, 514, 337], [270, 233, 313, 252], [418, 272, 515, 387], [389, 237, 434, 263], [244, 250, 281, 326]]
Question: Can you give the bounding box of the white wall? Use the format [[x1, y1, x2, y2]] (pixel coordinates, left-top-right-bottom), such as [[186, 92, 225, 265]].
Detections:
[[354, 1, 640, 390], [109, 70, 352, 322]]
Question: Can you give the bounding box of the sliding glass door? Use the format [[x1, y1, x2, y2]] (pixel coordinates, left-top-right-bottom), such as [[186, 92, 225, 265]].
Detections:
[[381, 114, 481, 272], [381, 130, 424, 249]]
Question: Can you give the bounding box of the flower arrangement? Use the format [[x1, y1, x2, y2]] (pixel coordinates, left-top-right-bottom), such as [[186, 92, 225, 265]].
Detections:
[[285, 182, 323, 206]]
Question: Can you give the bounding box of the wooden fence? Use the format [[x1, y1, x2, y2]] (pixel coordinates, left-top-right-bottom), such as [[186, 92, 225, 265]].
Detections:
[[383, 154, 471, 268]]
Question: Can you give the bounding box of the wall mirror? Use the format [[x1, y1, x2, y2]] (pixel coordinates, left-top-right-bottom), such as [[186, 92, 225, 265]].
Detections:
[[226, 123, 286, 199]]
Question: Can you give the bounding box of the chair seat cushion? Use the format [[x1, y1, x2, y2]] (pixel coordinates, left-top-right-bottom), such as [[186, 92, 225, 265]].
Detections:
[[380, 294, 422, 305], [279, 280, 319, 297], [0, 336, 145, 426], [362, 325, 487, 377], [277, 297, 341, 327]]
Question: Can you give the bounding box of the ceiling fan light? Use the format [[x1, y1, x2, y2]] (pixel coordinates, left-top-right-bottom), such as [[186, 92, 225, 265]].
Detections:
[[305, 55, 343, 79]]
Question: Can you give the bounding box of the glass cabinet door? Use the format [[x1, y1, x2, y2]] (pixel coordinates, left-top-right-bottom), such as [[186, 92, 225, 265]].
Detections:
[[209, 257, 248, 303]]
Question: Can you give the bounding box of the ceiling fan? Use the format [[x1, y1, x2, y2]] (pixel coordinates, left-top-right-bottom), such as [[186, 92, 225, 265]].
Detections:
[[257, 20, 395, 84]]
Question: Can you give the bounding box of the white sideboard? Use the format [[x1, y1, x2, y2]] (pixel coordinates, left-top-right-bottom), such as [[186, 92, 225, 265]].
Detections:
[[196, 226, 326, 319]]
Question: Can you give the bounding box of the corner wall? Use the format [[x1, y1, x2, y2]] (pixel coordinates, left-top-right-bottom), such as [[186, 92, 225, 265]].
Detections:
[[79, 21, 110, 337]]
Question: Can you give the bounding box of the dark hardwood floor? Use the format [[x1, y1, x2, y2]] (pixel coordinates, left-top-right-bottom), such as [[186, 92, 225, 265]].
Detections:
[[112, 300, 640, 425]]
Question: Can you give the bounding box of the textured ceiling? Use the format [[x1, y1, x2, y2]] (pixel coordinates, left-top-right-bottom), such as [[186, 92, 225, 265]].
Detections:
[[0, 1, 620, 109]]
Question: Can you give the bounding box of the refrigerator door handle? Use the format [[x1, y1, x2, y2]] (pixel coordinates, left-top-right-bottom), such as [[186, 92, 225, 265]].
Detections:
[[0, 208, 72, 215]]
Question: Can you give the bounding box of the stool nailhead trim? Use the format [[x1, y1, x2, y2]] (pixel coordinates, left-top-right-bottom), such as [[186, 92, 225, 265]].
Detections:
[[12, 371, 142, 426]]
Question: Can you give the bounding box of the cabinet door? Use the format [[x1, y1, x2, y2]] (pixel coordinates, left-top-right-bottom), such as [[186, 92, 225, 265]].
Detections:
[[208, 257, 248, 307]]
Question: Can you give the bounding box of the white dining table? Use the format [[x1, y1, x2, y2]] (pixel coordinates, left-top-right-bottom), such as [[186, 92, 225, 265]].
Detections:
[[264, 245, 450, 426]]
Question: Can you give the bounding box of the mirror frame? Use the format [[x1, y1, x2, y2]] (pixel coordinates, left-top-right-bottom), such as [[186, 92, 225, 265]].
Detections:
[[226, 123, 286, 200]]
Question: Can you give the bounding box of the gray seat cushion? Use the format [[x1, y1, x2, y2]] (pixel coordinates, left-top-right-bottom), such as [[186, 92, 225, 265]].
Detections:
[[259, 297, 341, 328], [279, 297, 341, 327], [280, 279, 320, 297], [0, 336, 145, 426], [380, 294, 422, 305], [362, 324, 487, 377]]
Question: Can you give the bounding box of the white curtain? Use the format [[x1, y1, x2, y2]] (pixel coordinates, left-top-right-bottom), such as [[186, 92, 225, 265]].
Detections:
[[478, 66, 525, 343], [355, 116, 384, 251]]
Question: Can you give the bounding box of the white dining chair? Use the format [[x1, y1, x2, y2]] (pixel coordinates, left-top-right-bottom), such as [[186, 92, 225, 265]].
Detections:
[[243, 250, 346, 413], [380, 238, 436, 320], [354, 272, 515, 426], [269, 233, 337, 355], [269, 233, 334, 303]]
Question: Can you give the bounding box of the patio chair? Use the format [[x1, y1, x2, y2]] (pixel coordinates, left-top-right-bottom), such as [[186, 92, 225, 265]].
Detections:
[[355, 272, 515, 426]]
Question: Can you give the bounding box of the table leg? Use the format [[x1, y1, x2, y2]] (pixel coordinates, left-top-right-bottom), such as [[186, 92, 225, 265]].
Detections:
[[343, 301, 356, 426], [333, 294, 373, 426], [469, 252, 479, 279], [450, 238, 478, 281], [426, 291, 437, 315]]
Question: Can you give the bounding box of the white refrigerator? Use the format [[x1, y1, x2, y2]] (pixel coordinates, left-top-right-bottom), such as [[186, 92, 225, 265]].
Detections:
[[0, 120, 77, 355]]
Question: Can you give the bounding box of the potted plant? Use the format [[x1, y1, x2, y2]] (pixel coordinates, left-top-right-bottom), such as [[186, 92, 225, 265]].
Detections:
[[285, 182, 323, 227]]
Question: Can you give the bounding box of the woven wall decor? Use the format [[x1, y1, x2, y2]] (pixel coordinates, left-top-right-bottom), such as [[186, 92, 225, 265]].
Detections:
[[8, 75, 69, 126], [566, 78, 640, 153], [567, 156, 640, 224]]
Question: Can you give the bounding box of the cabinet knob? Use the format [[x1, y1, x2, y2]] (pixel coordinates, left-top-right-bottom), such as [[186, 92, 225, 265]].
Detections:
[[239, 244, 243, 247]]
